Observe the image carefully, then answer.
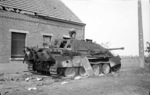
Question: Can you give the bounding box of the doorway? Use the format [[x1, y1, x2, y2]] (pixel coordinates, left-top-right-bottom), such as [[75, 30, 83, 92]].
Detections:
[[11, 32, 26, 58]]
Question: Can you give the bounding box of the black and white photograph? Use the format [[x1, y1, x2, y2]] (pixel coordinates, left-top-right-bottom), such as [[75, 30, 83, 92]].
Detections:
[[0, 0, 150, 95]]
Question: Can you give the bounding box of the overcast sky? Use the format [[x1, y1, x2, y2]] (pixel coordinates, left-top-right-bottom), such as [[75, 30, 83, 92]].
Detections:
[[61, 0, 150, 56]]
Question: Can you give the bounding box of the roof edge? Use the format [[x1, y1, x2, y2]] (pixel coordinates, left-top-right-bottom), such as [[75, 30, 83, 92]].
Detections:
[[37, 14, 86, 26]]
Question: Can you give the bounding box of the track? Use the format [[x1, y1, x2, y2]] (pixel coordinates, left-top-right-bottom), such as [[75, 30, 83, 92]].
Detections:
[[27, 62, 36, 73], [49, 65, 58, 78]]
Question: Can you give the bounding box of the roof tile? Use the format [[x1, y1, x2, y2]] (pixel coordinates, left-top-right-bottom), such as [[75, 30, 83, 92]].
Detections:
[[0, 0, 83, 23]]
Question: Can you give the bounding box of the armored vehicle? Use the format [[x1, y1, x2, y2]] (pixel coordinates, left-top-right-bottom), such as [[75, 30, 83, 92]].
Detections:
[[24, 31, 124, 78]]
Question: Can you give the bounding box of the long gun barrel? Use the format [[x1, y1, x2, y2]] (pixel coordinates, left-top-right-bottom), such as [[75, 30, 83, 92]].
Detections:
[[106, 47, 124, 51]]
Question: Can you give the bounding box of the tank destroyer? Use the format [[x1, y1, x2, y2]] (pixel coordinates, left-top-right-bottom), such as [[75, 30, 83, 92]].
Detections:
[[23, 30, 124, 78]]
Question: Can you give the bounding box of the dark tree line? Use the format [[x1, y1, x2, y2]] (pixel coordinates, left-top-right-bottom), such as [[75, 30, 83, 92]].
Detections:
[[146, 42, 150, 53]]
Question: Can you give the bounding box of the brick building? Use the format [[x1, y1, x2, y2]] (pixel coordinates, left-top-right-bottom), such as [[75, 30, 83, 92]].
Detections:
[[0, 0, 86, 63]]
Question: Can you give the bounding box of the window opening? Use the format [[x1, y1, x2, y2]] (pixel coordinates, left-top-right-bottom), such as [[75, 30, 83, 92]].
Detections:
[[43, 35, 52, 48]]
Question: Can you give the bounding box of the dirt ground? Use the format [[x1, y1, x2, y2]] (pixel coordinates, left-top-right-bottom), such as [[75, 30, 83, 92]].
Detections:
[[0, 58, 150, 95]]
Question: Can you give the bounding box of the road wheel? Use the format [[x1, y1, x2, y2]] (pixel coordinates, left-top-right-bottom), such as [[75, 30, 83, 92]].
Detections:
[[102, 64, 110, 74], [64, 67, 76, 78], [79, 67, 87, 77], [92, 65, 100, 76]]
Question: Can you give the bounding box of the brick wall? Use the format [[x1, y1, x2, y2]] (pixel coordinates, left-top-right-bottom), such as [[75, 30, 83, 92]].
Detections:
[[0, 11, 85, 63]]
